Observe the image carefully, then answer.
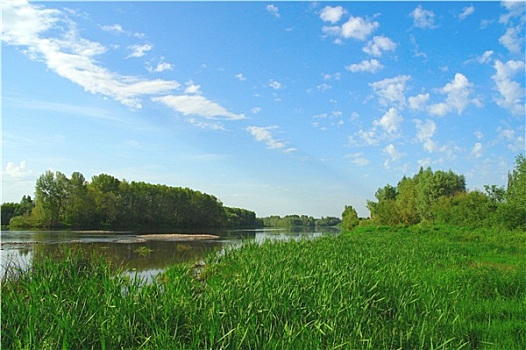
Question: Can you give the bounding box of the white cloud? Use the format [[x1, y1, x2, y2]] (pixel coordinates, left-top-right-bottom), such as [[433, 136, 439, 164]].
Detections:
[[184, 81, 202, 95], [317, 83, 332, 92], [346, 59, 383, 73], [152, 95, 245, 121], [5, 161, 34, 178], [269, 80, 283, 90], [146, 61, 173, 73], [100, 24, 144, 38], [369, 75, 411, 108], [187, 118, 225, 131], [427, 103, 449, 117], [101, 24, 125, 34], [323, 15, 378, 41], [363, 36, 396, 57], [413, 119, 437, 152], [322, 72, 342, 81], [474, 131, 484, 140], [319, 6, 346, 23], [478, 50, 494, 64], [471, 143, 484, 158], [341, 16, 379, 40], [499, 1, 526, 25], [410, 5, 437, 29], [373, 108, 404, 136], [498, 127, 525, 152], [127, 44, 152, 58], [499, 26, 523, 53], [251, 107, 262, 114], [2, 0, 178, 109], [266, 4, 280, 18], [235, 73, 246, 81], [357, 129, 379, 146], [347, 153, 369, 166], [459, 6, 475, 21], [492, 59, 525, 116], [408, 93, 429, 111], [383, 144, 405, 168], [428, 73, 475, 116], [246, 126, 295, 153]]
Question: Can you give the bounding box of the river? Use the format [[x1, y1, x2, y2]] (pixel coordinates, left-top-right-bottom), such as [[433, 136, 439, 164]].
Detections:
[[0, 227, 340, 281]]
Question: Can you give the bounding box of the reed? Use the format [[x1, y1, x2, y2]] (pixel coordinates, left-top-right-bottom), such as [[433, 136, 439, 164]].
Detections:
[[2, 226, 525, 349]]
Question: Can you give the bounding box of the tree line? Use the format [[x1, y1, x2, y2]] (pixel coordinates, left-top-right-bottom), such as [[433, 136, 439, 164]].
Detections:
[[357, 154, 525, 230], [2, 171, 261, 229], [261, 215, 341, 228]]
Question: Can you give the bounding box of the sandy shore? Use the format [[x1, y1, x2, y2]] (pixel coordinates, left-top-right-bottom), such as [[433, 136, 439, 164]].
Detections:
[[139, 234, 220, 240]]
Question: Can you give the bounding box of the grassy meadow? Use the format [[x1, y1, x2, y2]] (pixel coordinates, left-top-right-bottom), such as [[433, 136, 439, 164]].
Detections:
[[2, 225, 525, 349]]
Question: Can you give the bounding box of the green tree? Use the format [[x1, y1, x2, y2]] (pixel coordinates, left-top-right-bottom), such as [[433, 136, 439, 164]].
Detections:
[[89, 174, 121, 226], [396, 176, 419, 225], [1, 202, 18, 226], [497, 154, 526, 230], [34, 171, 69, 226], [342, 205, 359, 231], [66, 172, 93, 227]]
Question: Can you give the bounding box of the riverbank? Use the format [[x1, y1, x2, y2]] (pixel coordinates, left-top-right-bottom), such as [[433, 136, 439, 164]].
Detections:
[[2, 225, 525, 349]]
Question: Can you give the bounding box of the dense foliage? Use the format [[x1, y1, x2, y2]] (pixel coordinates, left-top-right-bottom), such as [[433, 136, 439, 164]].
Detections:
[[4, 171, 260, 229], [2, 226, 524, 349], [367, 154, 526, 230], [341, 205, 359, 230], [261, 214, 341, 227]]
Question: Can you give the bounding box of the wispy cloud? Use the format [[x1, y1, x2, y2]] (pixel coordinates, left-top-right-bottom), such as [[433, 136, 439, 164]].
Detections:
[[235, 73, 246, 81], [346, 59, 383, 73], [2, 0, 178, 109], [269, 80, 283, 90], [383, 144, 405, 169], [459, 6, 475, 21], [410, 5, 438, 29], [413, 119, 437, 152], [100, 23, 145, 38], [346, 153, 369, 166], [152, 95, 245, 121], [471, 142, 484, 158], [127, 44, 152, 58], [499, 26, 523, 53], [146, 60, 173, 73], [266, 4, 280, 18], [246, 126, 295, 153], [492, 60, 525, 116]]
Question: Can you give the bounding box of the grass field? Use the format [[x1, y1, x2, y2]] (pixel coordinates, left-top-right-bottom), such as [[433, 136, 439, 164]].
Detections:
[[2, 225, 525, 349]]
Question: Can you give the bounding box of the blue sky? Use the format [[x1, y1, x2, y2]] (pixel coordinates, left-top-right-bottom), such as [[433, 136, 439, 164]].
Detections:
[[2, 0, 525, 218]]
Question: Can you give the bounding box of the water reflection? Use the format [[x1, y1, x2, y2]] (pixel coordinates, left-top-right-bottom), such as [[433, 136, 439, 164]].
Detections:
[[1, 227, 339, 280]]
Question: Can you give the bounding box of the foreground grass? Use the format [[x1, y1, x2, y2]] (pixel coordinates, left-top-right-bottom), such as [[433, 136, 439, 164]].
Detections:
[[2, 226, 525, 349]]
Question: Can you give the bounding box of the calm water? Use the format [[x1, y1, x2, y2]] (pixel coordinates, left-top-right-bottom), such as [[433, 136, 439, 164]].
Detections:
[[0, 227, 339, 281]]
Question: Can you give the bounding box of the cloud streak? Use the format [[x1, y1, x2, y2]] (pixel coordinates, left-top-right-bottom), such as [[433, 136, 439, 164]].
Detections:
[[2, 0, 178, 109], [246, 126, 295, 153]]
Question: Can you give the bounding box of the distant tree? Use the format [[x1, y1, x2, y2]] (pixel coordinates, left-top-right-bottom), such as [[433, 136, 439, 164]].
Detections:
[[1, 202, 18, 226], [342, 205, 359, 231]]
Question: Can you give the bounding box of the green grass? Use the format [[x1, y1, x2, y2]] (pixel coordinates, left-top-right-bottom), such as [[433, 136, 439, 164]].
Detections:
[[2, 226, 525, 349]]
